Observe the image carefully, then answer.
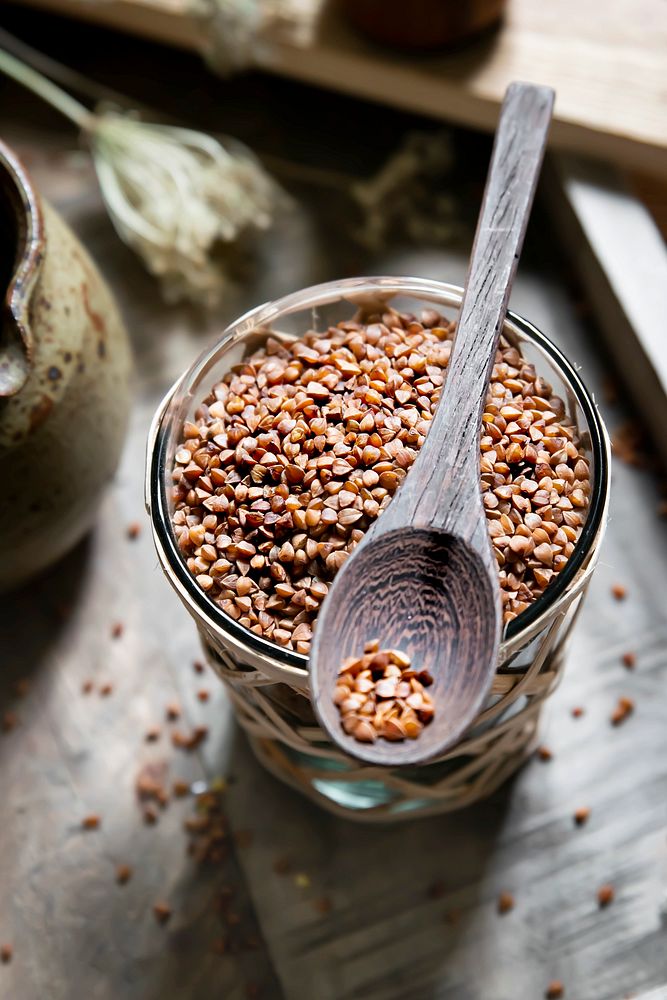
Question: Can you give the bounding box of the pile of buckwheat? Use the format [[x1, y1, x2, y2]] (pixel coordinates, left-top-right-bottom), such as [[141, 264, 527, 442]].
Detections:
[[170, 306, 590, 654], [334, 641, 434, 743]]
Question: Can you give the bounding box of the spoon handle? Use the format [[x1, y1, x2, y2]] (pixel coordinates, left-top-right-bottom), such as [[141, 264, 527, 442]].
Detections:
[[386, 82, 554, 541]]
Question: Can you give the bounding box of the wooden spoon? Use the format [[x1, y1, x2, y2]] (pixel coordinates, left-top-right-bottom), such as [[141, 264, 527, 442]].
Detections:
[[310, 82, 555, 766]]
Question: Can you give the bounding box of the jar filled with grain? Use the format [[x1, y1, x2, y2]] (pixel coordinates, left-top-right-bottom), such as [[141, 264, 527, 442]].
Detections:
[[146, 277, 610, 821]]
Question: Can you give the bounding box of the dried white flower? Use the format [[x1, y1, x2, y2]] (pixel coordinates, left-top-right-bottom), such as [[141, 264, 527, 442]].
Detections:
[[194, 0, 311, 75], [0, 47, 281, 306], [90, 113, 277, 304], [352, 131, 457, 251]]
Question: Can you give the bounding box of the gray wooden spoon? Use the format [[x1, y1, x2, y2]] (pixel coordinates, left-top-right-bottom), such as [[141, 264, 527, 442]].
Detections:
[[310, 82, 555, 766]]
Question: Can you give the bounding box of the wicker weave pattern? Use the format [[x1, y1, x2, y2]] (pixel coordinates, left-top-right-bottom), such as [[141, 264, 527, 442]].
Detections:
[[196, 577, 591, 822]]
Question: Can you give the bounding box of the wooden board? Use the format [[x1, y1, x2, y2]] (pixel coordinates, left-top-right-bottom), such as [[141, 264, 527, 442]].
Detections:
[[12, 0, 667, 176], [545, 155, 667, 471], [1, 18, 667, 1000]]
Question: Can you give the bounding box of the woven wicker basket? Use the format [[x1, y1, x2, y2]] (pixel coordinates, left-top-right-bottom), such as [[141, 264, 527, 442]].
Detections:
[[147, 278, 610, 822]]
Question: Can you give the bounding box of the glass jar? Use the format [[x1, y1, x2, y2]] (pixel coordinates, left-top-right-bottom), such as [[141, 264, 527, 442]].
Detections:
[[146, 277, 610, 821]]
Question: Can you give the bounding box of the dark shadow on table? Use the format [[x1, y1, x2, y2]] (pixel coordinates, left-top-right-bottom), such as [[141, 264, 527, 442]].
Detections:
[[0, 534, 92, 703]]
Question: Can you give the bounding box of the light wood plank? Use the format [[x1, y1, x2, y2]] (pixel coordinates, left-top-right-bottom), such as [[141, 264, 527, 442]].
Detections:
[[13, 0, 667, 175], [545, 155, 667, 470]]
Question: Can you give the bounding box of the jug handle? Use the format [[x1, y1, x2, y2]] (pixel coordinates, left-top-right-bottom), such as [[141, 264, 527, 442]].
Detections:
[[0, 142, 42, 398]]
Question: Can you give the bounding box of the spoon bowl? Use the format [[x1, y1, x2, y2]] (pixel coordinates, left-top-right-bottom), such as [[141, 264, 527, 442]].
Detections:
[[311, 527, 501, 765]]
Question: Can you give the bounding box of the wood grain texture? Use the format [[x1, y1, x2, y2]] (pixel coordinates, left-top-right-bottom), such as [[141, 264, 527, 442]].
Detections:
[[11, 0, 667, 175], [312, 530, 499, 765], [544, 154, 667, 473], [394, 84, 553, 531], [311, 84, 553, 767], [0, 19, 665, 1000]]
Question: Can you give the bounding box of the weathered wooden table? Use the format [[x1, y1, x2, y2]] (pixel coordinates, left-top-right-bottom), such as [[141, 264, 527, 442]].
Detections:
[[1, 11, 666, 1000]]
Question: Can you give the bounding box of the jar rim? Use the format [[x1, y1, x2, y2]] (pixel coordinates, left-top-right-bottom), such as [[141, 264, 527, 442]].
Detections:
[[147, 276, 610, 672]]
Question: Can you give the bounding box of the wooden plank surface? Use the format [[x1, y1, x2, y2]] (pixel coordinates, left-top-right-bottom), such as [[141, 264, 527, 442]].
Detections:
[[0, 16, 666, 1000], [11, 0, 667, 176], [545, 155, 667, 472]]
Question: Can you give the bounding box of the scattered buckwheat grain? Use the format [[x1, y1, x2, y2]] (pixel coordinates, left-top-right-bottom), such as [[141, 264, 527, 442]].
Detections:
[[116, 864, 133, 885], [597, 884, 614, 908], [611, 697, 634, 726], [497, 891, 514, 915], [1, 712, 18, 733], [171, 726, 208, 751], [546, 981, 564, 999], [153, 901, 172, 924]]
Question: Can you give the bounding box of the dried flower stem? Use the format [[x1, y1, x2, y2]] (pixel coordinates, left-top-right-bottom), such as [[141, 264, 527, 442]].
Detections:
[[0, 47, 94, 130], [0, 43, 277, 305]]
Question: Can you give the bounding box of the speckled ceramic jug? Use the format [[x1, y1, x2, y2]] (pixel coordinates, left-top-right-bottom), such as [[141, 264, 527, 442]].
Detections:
[[0, 141, 132, 592]]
